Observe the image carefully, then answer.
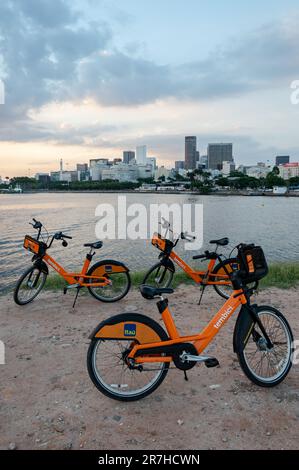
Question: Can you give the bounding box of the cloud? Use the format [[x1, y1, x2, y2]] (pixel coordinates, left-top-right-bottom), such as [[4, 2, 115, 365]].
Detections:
[[0, 0, 299, 148]]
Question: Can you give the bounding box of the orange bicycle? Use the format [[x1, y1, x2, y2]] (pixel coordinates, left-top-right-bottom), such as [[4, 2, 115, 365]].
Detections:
[[87, 243, 293, 401], [142, 218, 257, 300], [14, 218, 131, 306]]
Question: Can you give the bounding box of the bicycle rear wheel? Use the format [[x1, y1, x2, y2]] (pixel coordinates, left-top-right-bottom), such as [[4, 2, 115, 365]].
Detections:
[[212, 258, 258, 299], [237, 306, 293, 387], [87, 260, 131, 302], [13, 266, 47, 305], [87, 313, 169, 401]]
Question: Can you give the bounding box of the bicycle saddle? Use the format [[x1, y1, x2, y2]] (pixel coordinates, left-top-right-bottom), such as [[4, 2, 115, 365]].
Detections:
[[84, 241, 103, 249], [140, 284, 174, 299], [209, 237, 229, 246]]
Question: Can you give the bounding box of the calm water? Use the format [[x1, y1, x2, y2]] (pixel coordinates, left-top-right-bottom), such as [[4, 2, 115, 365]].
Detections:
[[1, 192, 299, 292]]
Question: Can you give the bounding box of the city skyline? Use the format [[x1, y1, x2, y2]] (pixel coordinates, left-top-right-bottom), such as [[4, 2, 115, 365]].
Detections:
[[1, 1, 299, 176], [0, 139, 293, 179]]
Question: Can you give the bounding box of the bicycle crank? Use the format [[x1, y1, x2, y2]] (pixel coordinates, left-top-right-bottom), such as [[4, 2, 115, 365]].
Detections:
[[181, 353, 220, 368]]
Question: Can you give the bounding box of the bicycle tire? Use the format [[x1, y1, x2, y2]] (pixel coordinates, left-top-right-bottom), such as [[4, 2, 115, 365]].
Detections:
[[142, 262, 174, 288], [87, 313, 169, 401], [13, 266, 47, 305], [87, 260, 131, 302]]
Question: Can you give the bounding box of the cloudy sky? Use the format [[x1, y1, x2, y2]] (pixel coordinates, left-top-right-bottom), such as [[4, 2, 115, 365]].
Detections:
[[0, 0, 299, 177]]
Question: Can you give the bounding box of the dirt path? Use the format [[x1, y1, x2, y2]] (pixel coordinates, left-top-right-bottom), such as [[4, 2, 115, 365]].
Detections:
[[0, 285, 298, 450]]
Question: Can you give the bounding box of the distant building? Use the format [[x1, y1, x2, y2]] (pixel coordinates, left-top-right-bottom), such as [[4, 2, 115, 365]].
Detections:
[[246, 166, 271, 178], [123, 151, 135, 164], [137, 163, 154, 179], [35, 173, 51, 185], [101, 163, 138, 182], [76, 163, 89, 182], [199, 155, 208, 169], [89, 158, 110, 181], [113, 158, 122, 165], [175, 161, 185, 171], [50, 171, 60, 182], [185, 136, 197, 170], [76, 163, 88, 172], [60, 171, 78, 182], [222, 160, 236, 176], [155, 166, 171, 181], [208, 143, 233, 170], [136, 145, 147, 165], [147, 157, 157, 172], [279, 163, 299, 180], [276, 155, 290, 166], [237, 165, 250, 174]]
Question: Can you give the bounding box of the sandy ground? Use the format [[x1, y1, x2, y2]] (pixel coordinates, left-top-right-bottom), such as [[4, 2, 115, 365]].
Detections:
[[0, 284, 298, 450]]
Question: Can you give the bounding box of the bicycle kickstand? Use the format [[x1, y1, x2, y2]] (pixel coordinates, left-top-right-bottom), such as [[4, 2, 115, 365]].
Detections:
[[72, 287, 81, 309], [198, 284, 206, 306]]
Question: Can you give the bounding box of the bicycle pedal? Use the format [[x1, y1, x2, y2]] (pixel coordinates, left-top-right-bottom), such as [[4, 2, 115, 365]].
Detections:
[[204, 358, 219, 368]]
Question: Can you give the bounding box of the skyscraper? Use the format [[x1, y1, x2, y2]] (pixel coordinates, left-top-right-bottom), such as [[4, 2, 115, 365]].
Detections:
[[123, 151, 135, 164], [275, 155, 290, 166], [136, 145, 147, 164], [185, 136, 197, 170], [207, 143, 233, 170]]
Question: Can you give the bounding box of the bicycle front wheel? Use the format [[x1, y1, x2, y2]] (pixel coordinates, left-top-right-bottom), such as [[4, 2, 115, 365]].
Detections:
[[87, 260, 131, 302], [142, 262, 174, 288], [237, 306, 293, 387], [13, 266, 47, 305]]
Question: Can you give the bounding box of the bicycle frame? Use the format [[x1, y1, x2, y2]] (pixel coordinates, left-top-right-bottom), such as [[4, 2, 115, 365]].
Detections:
[[42, 253, 110, 287], [124, 289, 247, 364], [24, 232, 113, 288], [169, 251, 230, 285], [152, 232, 231, 286]]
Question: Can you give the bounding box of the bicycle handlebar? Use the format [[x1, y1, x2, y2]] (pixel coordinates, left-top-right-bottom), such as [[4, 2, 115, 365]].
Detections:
[[193, 253, 206, 260], [54, 231, 72, 240], [30, 218, 42, 229], [181, 231, 196, 241]]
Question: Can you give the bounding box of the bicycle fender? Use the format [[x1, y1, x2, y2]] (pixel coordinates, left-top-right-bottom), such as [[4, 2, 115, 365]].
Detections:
[[33, 257, 49, 274], [89, 313, 167, 342], [90, 259, 130, 274], [160, 257, 175, 273], [233, 305, 257, 353]]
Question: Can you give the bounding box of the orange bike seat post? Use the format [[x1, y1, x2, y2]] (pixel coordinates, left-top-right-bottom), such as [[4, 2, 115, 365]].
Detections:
[[81, 254, 92, 275], [157, 298, 179, 339]]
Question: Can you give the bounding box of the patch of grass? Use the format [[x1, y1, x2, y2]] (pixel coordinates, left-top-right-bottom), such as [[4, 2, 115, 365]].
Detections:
[[17, 262, 299, 294], [259, 262, 299, 289], [43, 274, 67, 290]]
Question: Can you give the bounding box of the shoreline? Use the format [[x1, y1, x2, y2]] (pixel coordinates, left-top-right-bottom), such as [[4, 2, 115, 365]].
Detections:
[[2, 189, 299, 197]]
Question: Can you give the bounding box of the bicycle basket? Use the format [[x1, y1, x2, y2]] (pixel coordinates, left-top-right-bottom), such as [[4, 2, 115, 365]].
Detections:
[[23, 235, 47, 256], [151, 232, 173, 254], [237, 243, 268, 283]]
